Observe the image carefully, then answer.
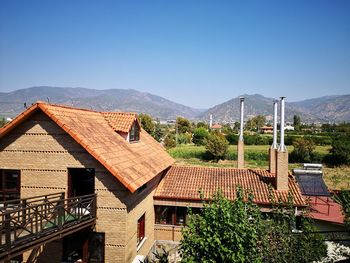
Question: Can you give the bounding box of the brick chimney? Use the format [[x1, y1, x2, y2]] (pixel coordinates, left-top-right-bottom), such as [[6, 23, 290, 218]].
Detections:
[[276, 97, 289, 191], [237, 97, 244, 168], [269, 99, 278, 174]]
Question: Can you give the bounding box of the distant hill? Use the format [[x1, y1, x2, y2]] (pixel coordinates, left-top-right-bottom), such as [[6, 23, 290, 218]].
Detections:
[[198, 94, 350, 123], [293, 95, 350, 123], [0, 86, 203, 120], [0, 87, 349, 123]]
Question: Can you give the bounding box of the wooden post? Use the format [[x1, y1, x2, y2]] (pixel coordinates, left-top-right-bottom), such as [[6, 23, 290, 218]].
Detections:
[[5, 213, 11, 249]]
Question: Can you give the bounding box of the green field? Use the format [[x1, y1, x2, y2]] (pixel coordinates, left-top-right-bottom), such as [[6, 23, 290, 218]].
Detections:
[[168, 144, 350, 190]]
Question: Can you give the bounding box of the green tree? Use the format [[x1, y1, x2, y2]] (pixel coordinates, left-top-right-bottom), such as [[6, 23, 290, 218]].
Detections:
[[325, 134, 350, 166], [139, 113, 155, 134], [290, 137, 316, 163], [181, 189, 262, 263], [153, 119, 164, 142], [192, 127, 209, 146], [181, 190, 327, 263], [254, 115, 266, 133], [293, 115, 301, 131], [0, 117, 6, 127], [164, 134, 176, 149], [334, 190, 350, 228], [260, 193, 326, 263], [196, 122, 209, 129], [204, 133, 229, 161], [176, 117, 192, 134]]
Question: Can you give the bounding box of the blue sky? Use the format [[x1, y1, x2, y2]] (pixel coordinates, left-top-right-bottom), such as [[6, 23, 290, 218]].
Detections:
[[0, 0, 349, 108]]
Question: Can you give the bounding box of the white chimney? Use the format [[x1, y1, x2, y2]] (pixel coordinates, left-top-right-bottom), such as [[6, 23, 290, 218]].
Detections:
[[239, 97, 244, 141], [237, 97, 245, 168], [276, 96, 289, 190], [209, 114, 213, 128], [269, 99, 279, 173], [272, 99, 278, 149]]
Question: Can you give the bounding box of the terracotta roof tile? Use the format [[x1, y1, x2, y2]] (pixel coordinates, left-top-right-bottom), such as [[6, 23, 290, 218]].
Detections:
[[155, 166, 306, 207], [0, 102, 174, 193], [103, 112, 139, 133]]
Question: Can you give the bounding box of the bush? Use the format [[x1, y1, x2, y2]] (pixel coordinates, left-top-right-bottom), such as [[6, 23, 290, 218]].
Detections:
[[225, 132, 239, 145], [164, 134, 176, 149], [205, 133, 229, 161], [325, 135, 350, 166], [192, 128, 209, 146], [289, 137, 316, 163], [177, 133, 192, 144]]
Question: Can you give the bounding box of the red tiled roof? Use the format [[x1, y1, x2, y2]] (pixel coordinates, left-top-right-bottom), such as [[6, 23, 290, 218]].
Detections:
[[103, 112, 139, 133], [0, 102, 174, 193], [155, 166, 306, 206], [211, 124, 222, 129], [307, 196, 345, 224]]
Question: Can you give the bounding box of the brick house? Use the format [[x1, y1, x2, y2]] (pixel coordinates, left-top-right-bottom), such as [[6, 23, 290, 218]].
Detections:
[[0, 101, 309, 262], [0, 102, 174, 262]]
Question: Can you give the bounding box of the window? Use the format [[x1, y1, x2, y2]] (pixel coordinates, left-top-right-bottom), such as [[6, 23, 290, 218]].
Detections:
[[129, 121, 140, 142], [137, 214, 145, 245], [155, 206, 199, 226], [0, 170, 20, 202]]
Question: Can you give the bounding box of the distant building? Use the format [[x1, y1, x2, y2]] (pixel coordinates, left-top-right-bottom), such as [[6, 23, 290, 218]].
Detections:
[[261, 126, 273, 134]]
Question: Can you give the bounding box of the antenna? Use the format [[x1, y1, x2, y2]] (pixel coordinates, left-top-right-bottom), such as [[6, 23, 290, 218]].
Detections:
[[47, 97, 50, 104]]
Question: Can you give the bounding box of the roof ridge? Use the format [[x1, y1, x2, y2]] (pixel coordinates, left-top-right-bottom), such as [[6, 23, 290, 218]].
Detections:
[[37, 101, 101, 114]]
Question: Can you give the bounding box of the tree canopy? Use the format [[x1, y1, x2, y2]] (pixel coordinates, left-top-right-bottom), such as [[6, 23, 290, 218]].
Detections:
[[204, 133, 229, 161], [181, 190, 327, 263], [139, 113, 155, 134]]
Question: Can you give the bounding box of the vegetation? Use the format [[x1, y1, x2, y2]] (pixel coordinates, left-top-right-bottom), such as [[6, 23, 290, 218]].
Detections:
[[181, 189, 326, 263], [139, 113, 155, 134], [204, 133, 229, 161], [334, 190, 350, 228], [192, 127, 209, 146], [0, 117, 6, 127], [245, 115, 266, 132], [290, 137, 316, 163], [325, 134, 350, 166], [176, 117, 192, 134], [164, 134, 176, 149], [293, 115, 301, 131]]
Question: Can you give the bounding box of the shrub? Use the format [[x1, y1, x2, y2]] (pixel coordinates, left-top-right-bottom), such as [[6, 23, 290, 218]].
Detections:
[[325, 134, 350, 166], [289, 137, 316, 163], [225, 132, 238, 145], [164, 134, 176, 149], [177, 133, 192, 144], [205, 133, 229, 161], [192, 128, 209, 146]]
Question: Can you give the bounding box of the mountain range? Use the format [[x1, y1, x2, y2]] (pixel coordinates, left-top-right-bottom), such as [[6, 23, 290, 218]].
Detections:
[[0, 87, 349, 123]]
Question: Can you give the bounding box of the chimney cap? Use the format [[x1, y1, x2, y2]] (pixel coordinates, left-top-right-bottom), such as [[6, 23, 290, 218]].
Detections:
[[239, 96, 245, 101], [280, 96, 286, 100], [273, 99, 279, 103]]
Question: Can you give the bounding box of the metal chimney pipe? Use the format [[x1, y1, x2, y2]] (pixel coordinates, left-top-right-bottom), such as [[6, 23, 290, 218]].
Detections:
[[272, 99, 278, 149], [278, 97, 287, 151], [239, 97, 244, 141], [209, 114, 213, 128]]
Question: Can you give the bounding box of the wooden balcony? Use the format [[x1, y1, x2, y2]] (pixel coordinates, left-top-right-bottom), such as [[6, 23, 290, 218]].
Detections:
[[0, 192, 96, 261]]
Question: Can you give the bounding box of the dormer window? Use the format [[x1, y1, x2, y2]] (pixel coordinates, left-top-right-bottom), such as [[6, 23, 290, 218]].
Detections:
[[129, 121, 140, 142]]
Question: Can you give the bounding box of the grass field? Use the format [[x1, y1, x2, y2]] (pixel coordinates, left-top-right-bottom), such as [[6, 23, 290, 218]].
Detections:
[[168, 144, 350, 190]]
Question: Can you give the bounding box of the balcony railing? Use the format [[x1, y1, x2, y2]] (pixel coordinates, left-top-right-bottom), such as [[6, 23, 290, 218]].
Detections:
[[0, 192, 96, 260]]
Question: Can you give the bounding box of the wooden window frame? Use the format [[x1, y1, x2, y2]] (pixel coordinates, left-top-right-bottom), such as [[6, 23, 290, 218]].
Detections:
[[129, 121, 140, 142], [137, 213, 145, 245], [0, 169, 21, 202]]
